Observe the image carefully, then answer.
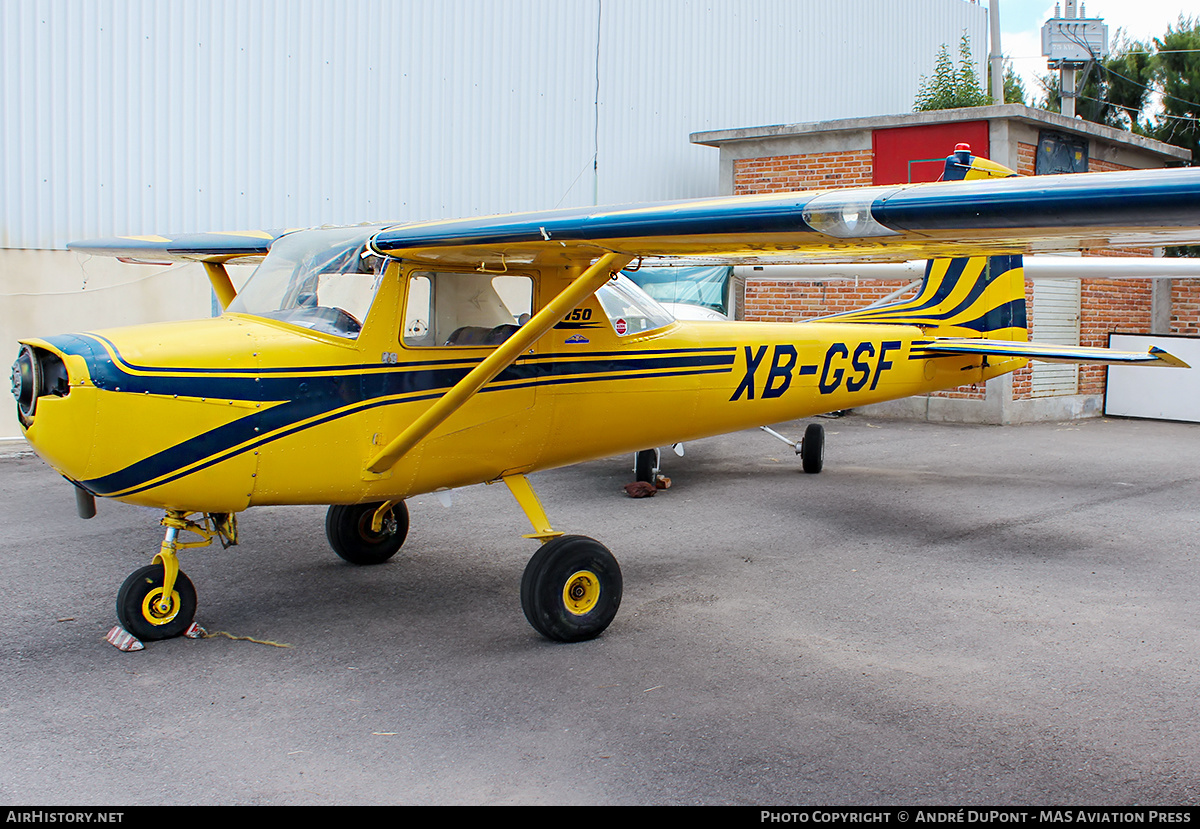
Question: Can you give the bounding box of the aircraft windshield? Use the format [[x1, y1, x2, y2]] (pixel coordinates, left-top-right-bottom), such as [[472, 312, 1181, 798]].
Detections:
[[228, 227, 386, 339], [595, 274, 675, 336]]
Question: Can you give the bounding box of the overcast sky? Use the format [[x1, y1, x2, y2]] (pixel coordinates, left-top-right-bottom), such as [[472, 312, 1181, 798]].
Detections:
[[992, 0, 1193, 106]]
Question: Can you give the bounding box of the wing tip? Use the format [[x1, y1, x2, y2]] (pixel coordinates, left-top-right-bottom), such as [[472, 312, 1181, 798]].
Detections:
[[1149, 346, 1191, 369]]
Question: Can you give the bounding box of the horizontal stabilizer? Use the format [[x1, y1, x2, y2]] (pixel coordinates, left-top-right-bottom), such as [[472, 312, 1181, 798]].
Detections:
[[916, 338, 1190, 368]]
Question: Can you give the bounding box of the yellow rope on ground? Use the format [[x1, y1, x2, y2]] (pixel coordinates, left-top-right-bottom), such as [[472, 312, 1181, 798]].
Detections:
[[202, 630, 293, 648]]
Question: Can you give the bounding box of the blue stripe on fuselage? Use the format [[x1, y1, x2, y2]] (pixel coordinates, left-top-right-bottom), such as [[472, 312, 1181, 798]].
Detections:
[[44, 334, 736, 496]]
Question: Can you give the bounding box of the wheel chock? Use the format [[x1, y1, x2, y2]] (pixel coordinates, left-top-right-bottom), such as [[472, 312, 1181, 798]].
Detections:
[[623, 481, 657, 498], [106, 621, 205, 650], [105, 625, 144, 652]]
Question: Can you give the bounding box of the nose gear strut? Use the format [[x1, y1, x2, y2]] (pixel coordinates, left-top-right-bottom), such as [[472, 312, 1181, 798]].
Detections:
[[113, 510, 238, 642]]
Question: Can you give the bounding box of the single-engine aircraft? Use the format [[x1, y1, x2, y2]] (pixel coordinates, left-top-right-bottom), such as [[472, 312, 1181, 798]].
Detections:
[[11, 146, 1200, 645]]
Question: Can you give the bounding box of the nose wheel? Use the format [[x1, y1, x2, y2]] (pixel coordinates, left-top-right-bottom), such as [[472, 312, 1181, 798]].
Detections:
[[111, 511, 236, 644], [116, 563, 197, 641]]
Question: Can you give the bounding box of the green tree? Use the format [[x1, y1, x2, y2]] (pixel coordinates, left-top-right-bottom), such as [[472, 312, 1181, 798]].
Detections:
[[1103, 33, 1154, 132], [1151, 17, 1200, 161], [1034, 71, 1059, 111], [914, 32, 992, 111], [1150, 17, 1200, 256], [1003, 59, 1027, 106], [987, 56, 1027, 105], [1036, 32, 1153, 130]]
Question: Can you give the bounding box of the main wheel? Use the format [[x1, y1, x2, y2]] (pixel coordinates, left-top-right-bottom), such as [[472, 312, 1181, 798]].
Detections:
[[521, 535, 622, 642], [325, 501, 409, 565], [801, 423, 824, 474], [116, 564, 197, 641], [634, 449, 658, 484]]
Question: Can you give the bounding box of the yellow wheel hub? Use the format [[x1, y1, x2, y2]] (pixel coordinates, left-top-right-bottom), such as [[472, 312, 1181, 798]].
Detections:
[[562, 570, 601, 616], [141, 588, 181, 626]]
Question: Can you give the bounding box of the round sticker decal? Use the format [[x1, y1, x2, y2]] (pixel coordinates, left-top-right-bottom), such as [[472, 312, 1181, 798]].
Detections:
[[615, 318, 627, 335]]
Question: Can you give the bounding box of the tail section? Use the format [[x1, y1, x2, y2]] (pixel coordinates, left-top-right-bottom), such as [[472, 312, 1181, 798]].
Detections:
[[816, 253, 1027, 341], [814, 144, 1027, 341], [813, 249, 1186, 367], [809, 143, 1188, 369]]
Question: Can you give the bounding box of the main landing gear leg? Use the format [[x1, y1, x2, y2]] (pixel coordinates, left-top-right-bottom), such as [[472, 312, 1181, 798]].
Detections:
[[503, 474, 622, 643], [115, 510, 237, 641]]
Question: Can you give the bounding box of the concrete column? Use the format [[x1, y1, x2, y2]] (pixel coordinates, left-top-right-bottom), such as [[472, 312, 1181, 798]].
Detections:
[[1152, 279, 1172, 334]]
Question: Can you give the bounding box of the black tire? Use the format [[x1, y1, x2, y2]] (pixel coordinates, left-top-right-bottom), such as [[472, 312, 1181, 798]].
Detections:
[[634, 449, 658, 484], [325, 501, 409, 565], [521, 535, 622, 642], [801, 423, 824, 474], [116, 563, 197, 641]]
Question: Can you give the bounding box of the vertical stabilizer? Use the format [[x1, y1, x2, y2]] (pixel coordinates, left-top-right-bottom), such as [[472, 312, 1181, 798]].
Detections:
[[814, 254, 1027, 342]]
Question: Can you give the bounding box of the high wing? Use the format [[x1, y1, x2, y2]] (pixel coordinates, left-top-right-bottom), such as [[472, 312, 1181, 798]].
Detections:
[[67, 169, 1200, 267], [368, 168, 1200, 267], [67, 229, 296, 264]]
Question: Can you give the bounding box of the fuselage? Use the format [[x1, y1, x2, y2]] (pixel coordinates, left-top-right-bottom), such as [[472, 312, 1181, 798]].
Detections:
[[16, 261, 1015, 513]]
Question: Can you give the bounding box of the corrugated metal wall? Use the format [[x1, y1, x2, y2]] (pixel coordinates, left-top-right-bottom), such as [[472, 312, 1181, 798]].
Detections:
[[1, 0, 986, 249]]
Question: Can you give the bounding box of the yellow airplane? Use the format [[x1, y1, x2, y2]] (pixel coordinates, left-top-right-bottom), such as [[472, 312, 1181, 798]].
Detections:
[[11, 147, 1200, 645]]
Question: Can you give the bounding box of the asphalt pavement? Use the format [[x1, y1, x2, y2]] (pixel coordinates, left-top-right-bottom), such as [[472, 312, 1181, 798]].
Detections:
[[1, 415, 1198, 806]]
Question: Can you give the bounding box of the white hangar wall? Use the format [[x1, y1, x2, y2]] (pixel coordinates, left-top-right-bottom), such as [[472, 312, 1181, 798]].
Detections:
[[1, 0, 987, 247]]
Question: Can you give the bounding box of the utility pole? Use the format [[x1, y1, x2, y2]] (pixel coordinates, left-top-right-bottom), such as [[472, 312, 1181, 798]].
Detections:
[[989, 0, 1004, 104], [1061, 1, 1079, 118]]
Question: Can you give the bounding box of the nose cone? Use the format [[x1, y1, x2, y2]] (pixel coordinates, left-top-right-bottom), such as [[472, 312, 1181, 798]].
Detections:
[[11, 344, 38, 421], [13, 338, 98, 482]]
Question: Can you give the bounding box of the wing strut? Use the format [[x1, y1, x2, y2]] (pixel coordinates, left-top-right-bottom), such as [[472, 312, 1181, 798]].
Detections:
[[503, 474, 564, 542], [364, 251, 634, 475], [203, 262, 237, 310]]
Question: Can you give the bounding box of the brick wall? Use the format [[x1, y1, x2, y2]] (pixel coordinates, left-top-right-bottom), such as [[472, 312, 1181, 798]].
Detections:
[[1016, 142, 1036, 175], [733, 150, 873, 194], [1015, 143, 1131, 176], [1010, 281, 1036, 400], [1008, 275, 1157, 401], [743, 278, 914, 323], [1172, 280, 1200, 335], [1079, 279, 1154, 395]]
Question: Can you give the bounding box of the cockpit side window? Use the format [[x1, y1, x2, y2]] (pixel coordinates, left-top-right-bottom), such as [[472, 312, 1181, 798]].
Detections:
[[401, 271, 533, 347]]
